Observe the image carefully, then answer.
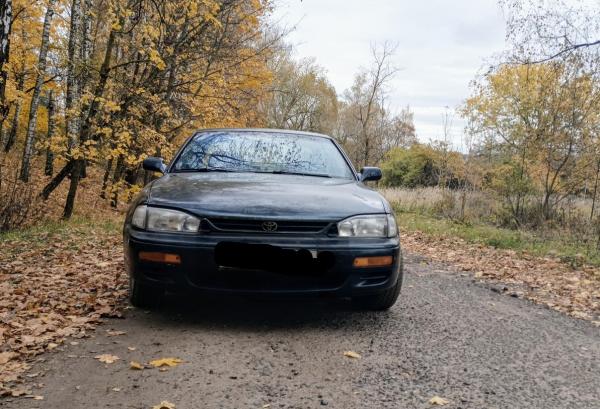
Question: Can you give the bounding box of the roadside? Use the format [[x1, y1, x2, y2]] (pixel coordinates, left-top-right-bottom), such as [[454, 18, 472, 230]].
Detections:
[[1, 255, 599, 408], [397, 211, 600, 325], [0, 217, 126, 396], [0, 213, 599, 401]]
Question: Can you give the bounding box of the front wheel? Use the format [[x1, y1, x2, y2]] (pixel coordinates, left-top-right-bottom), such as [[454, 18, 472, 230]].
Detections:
[[352, 278, 402, 311], [129, 276, 164, 308]]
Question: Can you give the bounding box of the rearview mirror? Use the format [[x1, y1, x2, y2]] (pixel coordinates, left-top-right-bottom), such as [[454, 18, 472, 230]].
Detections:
[[143, 157, 167, 174], [360, 167, 382, 182]]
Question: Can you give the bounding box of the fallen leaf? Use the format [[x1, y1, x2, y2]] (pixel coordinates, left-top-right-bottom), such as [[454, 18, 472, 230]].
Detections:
[[95, 354, 120, 364], [343, 351, 361, 359], [153, 401, 176, 409], [47, 343, 59, 350], [127, 346, 136, 351], [11, 389, 29, 397], [112, 387, 121, 392], [149, 358, 183, 368], [429, 396, 449, 406], [130, 361, 144, 370], [0, 352, 16, 365], [106, 330, 126, 337]]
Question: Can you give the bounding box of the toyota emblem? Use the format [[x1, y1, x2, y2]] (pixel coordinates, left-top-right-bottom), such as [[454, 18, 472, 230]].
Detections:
[[262, 221, 278, 232]]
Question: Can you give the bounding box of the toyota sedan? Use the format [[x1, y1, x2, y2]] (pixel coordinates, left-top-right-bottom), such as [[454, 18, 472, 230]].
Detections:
[[123, 129, 403, 310]]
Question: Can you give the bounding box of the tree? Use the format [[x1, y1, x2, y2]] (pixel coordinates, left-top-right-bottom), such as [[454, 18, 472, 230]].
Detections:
[[19, 0, 55, 182], [462, 62, 599, 222], [0, 0, 12, 130], [501, 0, 600, 64], [36, 0, 277, 217], [260, 52, 338, 134]]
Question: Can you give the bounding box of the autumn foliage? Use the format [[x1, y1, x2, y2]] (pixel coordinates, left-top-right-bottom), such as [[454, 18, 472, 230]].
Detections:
[[0, 0, 275, 227]]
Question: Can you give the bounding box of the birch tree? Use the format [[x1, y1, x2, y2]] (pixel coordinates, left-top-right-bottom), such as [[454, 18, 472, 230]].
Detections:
[[0, 0, 12, 130], [44, 89, 55, 175], [19, 0, 55, 182]]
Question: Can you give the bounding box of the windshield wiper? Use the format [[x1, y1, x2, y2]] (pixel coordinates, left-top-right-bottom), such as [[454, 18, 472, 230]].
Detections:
[[173, 166, 235, 173], [268, 170, 332, 178]]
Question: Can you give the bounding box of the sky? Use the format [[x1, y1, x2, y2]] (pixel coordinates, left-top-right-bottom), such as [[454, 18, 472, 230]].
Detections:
[[270, 0, 508, 149]]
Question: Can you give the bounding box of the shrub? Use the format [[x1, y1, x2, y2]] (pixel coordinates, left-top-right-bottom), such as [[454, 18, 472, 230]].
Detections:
[[0, 162, 44, 232]]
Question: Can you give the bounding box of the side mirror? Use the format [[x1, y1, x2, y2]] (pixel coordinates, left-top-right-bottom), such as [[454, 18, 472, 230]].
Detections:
[[143, 157, 167, 174], [360, 167, 382, 182]]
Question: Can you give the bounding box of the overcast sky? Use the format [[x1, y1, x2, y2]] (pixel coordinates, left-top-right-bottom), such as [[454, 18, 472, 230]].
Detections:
[[270, 0, 508, 149]]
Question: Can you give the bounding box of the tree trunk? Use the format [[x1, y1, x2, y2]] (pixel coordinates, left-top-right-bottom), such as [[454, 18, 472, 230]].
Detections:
[[19, 0, 55, 182], [0, 0, 13, 128], [66, 0, 81, 151], [3, 94, 20, 152], [62, 25, 119, 218], [63, 159, 82, 219], [41, 160, 74, 199], [591, 159, 600, 221], [44, 90, 56, 176], [110, 155, 124, 208], [100, 157, 113, 199]]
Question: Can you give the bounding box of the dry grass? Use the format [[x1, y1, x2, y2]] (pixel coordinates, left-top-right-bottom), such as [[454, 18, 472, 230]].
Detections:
[[382, 187, 600, 267], [380, 187, 498, 222]]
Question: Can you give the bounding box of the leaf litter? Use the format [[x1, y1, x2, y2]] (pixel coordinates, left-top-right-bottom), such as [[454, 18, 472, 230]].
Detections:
[[0, 223, 127, 396], [402, 231, 600, 324]]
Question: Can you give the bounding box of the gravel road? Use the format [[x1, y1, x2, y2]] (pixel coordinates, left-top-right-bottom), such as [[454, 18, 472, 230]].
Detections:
[[4, 254, 599, 409]]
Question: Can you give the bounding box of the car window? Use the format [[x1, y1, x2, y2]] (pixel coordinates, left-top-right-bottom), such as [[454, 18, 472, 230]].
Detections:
[[172, 131, 355, 179]]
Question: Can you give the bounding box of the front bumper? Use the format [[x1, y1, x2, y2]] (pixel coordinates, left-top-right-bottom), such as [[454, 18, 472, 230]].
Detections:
[[124, 228, 402, 296]]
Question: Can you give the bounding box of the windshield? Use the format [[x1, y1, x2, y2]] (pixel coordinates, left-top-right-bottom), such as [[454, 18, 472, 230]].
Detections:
[[172, 131, 355, 179]]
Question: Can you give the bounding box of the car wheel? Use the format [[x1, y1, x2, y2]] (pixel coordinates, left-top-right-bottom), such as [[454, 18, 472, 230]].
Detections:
[[352, 278, 402, 311], [352, 254, 404, 311], [129, 276, 164, 308]]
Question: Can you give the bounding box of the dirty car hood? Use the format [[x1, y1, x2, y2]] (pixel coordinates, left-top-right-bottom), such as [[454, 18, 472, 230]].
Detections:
[[147, 173, 387, 220]]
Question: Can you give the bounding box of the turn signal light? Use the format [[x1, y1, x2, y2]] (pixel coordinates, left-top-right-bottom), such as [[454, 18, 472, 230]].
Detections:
[[139, 251, 181, 264], [353, 256, 393, 268]]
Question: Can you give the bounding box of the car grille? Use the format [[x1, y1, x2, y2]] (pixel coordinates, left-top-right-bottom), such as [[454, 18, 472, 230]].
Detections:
[[206, 218, 331, 234]]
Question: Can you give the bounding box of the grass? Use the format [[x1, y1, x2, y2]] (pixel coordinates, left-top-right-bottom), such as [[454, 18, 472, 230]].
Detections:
[[396, 210, 600, 268], [0, 215, 122, 253]]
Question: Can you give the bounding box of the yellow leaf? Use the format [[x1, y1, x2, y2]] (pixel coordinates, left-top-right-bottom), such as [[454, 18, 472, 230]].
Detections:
[[153, 401, 176, 409], [149, 357, 183, 368], [130, 361, 144, 370], [343, 351, 361, 359], [429, 396, 449, 406], [95, 354, 119, 364]]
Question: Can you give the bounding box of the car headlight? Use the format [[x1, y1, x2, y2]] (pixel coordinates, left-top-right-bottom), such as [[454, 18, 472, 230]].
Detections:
[[338, 214, 398, 238], [131, 205, 200, 233]]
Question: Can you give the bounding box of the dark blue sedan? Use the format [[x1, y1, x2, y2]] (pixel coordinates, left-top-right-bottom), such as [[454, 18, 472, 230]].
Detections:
[[123, 129, 403, 310]]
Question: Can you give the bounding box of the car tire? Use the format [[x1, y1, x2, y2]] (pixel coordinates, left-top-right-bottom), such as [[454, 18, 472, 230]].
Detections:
[[129, 276, 163, 308], [352, 254, 403, 311], [352, 279, 402, 311]]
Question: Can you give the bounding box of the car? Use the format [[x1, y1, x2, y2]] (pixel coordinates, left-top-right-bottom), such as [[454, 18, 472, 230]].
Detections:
[[123, 128, 403, 310]]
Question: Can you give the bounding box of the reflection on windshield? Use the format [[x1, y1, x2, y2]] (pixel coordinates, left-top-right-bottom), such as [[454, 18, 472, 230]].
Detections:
[[173, 131, 354, 179]]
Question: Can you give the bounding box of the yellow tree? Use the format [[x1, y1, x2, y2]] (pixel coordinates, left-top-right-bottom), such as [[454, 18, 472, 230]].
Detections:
[[462, 61, 600, 223]]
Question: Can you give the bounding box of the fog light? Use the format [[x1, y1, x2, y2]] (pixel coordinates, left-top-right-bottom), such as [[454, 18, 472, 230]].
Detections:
[[139, 251, 181, 264], [353, 256, 393, 268]]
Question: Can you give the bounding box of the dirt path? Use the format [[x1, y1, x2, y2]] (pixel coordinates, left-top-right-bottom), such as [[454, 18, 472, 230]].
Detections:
[[3, 254, 599, 409]]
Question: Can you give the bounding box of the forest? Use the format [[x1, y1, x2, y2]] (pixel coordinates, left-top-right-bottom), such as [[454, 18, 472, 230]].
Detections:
[[0, 0, 599, 264]]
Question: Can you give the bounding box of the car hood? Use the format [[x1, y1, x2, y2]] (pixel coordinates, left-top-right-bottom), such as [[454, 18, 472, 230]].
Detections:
[[147, 172, 387, 220]]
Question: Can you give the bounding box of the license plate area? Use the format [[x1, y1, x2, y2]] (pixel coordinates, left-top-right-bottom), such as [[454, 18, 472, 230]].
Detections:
[[215, 242, 335, 275]]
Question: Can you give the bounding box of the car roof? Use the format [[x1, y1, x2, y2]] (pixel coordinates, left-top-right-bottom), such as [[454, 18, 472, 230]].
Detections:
[[193, 128, 333, 140]]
